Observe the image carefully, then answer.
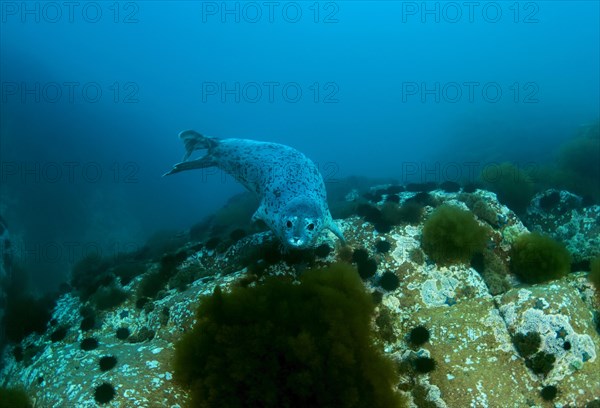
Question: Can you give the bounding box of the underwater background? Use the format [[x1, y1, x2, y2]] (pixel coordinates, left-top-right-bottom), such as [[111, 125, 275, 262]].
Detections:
[[1, 1, 598, 292], [1, 1, 600, 407]]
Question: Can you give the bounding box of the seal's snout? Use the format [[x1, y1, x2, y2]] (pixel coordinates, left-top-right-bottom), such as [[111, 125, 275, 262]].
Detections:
[[288, 237, 306, 248]]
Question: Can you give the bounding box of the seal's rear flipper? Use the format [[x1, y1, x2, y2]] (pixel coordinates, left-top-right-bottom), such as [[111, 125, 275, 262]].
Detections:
[[163, 157, 215, 177], [163, 130, 220, 176], [179, 130, 218, 161]]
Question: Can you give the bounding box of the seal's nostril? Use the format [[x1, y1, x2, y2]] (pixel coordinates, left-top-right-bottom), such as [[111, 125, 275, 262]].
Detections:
[[289, 237, 304, 247]]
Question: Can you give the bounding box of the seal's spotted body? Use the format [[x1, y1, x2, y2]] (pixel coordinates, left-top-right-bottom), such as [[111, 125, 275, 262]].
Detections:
[[165, 130, 345, 249]]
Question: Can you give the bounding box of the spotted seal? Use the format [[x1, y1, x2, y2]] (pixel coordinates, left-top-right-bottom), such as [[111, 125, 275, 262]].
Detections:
[[164, 130, 345, 249]]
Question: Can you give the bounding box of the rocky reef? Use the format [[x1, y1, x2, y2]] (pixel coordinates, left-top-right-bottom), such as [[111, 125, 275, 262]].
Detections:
[[0, 186, 599, 407]]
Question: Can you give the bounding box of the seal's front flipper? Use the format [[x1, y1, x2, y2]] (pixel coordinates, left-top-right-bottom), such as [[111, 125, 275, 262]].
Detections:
[[179, 130, 218, 161], [251, 204, 267, 224], [163, 157, 215, 177], [327, 221, 346, 246]]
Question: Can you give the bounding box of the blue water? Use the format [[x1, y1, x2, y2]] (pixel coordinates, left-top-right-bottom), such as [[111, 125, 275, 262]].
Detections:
[[1, 1, 598, 291]]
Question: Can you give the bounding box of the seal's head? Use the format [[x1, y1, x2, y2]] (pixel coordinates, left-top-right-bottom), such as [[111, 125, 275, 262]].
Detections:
[[279, 197, 324, 249]]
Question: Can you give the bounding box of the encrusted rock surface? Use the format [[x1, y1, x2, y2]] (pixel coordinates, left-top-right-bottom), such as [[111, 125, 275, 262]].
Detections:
[[499, 278, 600, 403], [526, 189, 600, 263], [1, 188, 599, 407]]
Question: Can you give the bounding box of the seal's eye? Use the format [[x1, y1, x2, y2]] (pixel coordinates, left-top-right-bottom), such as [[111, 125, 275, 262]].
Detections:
[[286, 220, 293, 228], [307, 223, 315, 231]]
